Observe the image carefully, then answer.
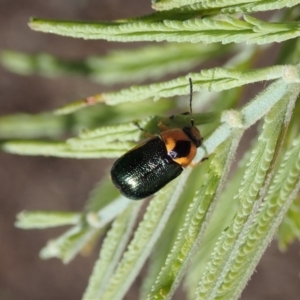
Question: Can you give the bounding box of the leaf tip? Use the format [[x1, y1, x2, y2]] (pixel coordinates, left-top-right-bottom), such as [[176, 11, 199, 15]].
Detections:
[[28, 17, 38, 30]]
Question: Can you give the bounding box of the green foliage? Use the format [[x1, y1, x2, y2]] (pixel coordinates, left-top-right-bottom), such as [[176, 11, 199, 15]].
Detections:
[[277, 197, 300, 250], [152, 0, 299, 12], [1, 1, 300, 300], [29, 15, 300, 44], [1, 43, 224, 84]]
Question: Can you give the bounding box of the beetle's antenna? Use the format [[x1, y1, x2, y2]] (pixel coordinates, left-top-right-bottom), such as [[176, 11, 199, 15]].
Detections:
[[189, 77, 194, 127]]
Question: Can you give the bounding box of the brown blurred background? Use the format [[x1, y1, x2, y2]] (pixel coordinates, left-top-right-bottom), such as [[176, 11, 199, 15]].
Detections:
[[0, 1, 299, 299]]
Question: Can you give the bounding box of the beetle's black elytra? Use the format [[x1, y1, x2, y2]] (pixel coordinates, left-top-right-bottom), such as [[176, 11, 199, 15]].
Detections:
[[110, 78, 203, 200], [111, 137, 183, 200]]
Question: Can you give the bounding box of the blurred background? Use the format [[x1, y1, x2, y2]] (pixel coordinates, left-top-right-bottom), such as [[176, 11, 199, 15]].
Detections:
[[0, 1, 299, 299]]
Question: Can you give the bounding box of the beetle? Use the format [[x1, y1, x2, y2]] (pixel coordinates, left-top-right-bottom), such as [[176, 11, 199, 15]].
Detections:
[[110, 78, 203, 200]]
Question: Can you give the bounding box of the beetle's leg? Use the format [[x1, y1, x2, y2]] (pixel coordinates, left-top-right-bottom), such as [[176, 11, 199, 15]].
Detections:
[[158, 121, 169, 132], [190, 156, 209, 167], [133, 121, 154, 138], [133, 121, 145, 132]]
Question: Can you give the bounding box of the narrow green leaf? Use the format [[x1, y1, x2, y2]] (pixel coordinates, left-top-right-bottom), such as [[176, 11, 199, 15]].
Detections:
[[209, 82, 300, 299], [184, 138, 254, 299], [0, 50, 90, 77], [147, 131, 242, 300], [100, 168, 192, 300], [194, 84, 298, 299], [220, 135, 300, 300], [83, 202, 141, 300], [53, 95, 105, 115], [84, 177, 120, 213], [152, 0, 199, 10], [67, 120, 147, 145], [139, 168, 203, 299], [15, 211, 81, 229], [29, 15, 300, 45], [85, 196, 132, 229], [39, 197, 131, 263], [1, 43, 225, 84], [152, 0, 300, 13], [87, 43, 225, 84], [95, 66, 285, 106], [52, 63, 292, 116], [277, 198, 300, 251], [240, 65, 300, 128], [0, 113, 66, 139], [2, 140, 131, 158], [1, 112, 218, 158], [40, 224, 100, 263]]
